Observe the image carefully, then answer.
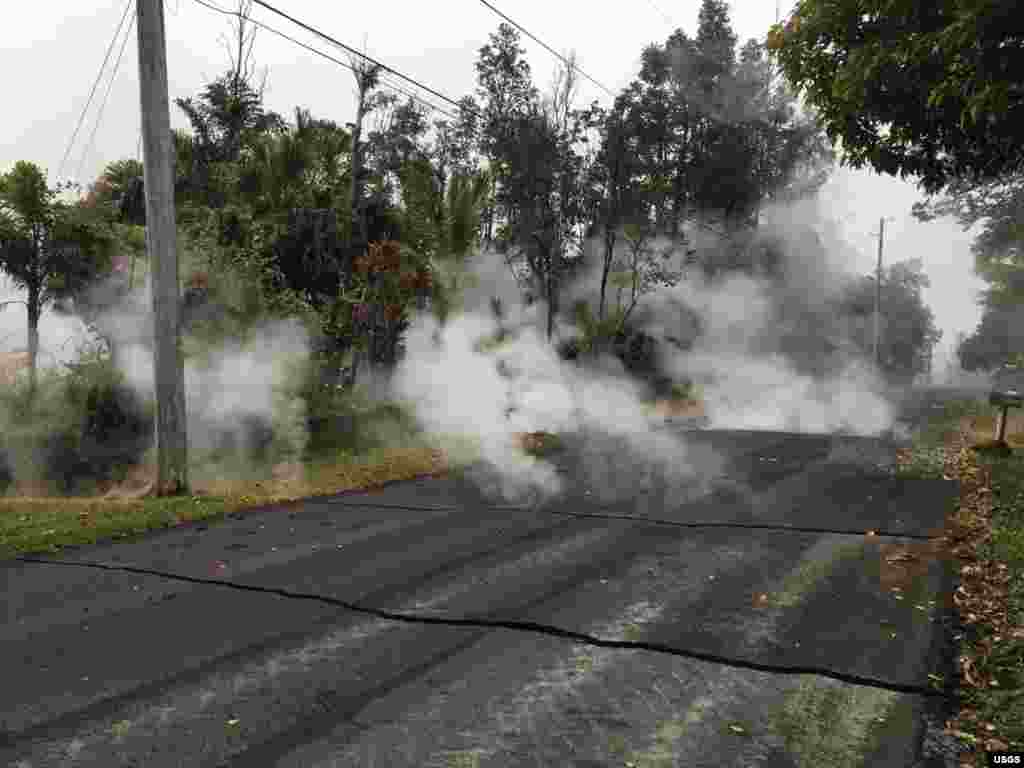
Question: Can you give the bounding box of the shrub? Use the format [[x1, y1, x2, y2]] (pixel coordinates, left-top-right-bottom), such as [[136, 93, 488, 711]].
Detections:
[[0, 350, 153, 495]]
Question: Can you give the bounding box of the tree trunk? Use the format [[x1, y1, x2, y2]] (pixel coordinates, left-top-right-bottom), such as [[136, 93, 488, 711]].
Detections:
[[349, 90, 368, 251], [599, 227, 615, 323], [26, 282, 40, 396]]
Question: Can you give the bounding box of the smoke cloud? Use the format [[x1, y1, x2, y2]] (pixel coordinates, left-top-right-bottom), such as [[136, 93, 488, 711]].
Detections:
[[106, 272, 311, 484], [391, 200, 897, 506]]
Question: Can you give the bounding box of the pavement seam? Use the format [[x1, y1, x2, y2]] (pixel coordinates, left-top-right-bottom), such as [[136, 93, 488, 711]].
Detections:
[[327, 502, 937, 540], [15, 554, 952, 700]]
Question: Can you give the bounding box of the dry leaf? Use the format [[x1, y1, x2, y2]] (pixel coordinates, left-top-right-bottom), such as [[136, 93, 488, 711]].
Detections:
[[886, 552, 917, 563]]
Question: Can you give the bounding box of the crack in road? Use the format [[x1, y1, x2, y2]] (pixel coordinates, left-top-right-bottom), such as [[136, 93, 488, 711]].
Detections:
[[15, 554, 951, 700], [327, 501, 939, 540]]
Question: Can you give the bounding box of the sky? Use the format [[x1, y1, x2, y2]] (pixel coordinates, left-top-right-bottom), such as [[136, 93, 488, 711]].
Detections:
[[0, 0, 985, 374]]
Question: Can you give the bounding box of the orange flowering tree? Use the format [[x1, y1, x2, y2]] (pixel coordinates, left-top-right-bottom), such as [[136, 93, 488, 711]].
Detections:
[[342, 239, 434, 367]]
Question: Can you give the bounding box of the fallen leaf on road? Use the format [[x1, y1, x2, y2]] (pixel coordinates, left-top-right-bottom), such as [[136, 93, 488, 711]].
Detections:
[[886, 552, 917, 563], [111, 720, 131, 737]]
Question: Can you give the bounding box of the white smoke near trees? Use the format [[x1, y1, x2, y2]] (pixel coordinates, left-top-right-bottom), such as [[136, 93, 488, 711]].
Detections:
[[109, 272, 312, 480], [390, 200, 896, 506]]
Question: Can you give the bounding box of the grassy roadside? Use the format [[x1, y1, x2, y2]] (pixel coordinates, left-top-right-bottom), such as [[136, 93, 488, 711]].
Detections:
[[898, 398, 1024, 763], [0, 389, 703, 559], [0, 439, 478, 560]]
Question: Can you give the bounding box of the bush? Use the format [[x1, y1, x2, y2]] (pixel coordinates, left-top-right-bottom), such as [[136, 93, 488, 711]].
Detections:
[[298, 356, 422, 460], [0, 351, 153, 495]]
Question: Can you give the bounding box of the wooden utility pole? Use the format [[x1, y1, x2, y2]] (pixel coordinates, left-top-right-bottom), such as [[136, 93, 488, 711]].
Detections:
[[137, 0, 189, 495], [872, 217, 886, 368]]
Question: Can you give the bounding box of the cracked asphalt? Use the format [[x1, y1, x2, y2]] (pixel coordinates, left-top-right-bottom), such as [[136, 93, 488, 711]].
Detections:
[[0, 392, 970, 767]]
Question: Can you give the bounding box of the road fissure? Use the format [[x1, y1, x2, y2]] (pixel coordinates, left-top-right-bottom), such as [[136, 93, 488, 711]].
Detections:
[[16, 554, 951, 699]]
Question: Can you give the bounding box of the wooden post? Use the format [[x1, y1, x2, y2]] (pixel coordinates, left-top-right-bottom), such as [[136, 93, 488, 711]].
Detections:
[[996, 405, 1010, 443], [873, 217, 884, 368], [137, 0, 189, 495]]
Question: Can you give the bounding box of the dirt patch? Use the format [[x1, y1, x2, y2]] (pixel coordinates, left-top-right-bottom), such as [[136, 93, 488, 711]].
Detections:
[[100, 463, 156, 499], [877, 538, 949, 595], [513, 431, 564, 457], [651, 398, 705, 420]]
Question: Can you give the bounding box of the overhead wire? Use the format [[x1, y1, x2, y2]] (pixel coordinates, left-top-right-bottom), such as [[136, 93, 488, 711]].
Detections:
[[76, 0, 138, 185], [249, 0, 467, 113], [190, 0, 458, 120], [642, 0, 677, 29], [475, 0, 617, 99], [58, 0, 135, 181]]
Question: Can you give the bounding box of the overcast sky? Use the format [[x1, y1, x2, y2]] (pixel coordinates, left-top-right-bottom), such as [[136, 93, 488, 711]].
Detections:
[[1, 0, 985, 372]]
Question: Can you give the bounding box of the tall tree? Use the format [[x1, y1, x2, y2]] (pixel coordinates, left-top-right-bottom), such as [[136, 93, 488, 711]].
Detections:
[[915, 172, 1024, 371], [0, 162, 113, 391], [346, 55, 383, 254], [836, 258, 943, 382], [174, 71, 285, 208], [474, 23, 539, 245], [767, 0, 1024, 194], [584, 98, 644, 327]]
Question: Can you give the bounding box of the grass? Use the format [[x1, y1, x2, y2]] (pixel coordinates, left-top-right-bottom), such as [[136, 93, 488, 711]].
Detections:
[[0, 439, 473, 560], [767, 678, 903, 768], [900, 396, 1024, 760], [767, 541, 868, 609]]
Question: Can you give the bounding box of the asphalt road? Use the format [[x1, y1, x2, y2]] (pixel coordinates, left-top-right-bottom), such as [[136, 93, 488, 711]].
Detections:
[[1, 393, 969, 767]]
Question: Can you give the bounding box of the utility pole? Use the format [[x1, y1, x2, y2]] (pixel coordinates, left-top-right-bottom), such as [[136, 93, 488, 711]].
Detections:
[[137, 0, 189, 495], [872, 217, 888, 369]]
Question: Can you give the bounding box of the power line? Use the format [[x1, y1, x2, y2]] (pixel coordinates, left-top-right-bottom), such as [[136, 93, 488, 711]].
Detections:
[[642, 0, 677, 29], [58, 0, 135, 181], [249, 0, 467, 113], [475, 0, 616, 99], [76, 0, 137, 185], [191, 0, 457, 119]]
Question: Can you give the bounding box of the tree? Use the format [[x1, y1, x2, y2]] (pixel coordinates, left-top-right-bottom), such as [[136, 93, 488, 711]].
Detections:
[[583, 98, 644, 327], [0, 161, 113, 391], [836, 258, 943, 381], [174, 70, 285, 208], [767, 0, 1024, 194], [958, 297, 1024, 372], [913, 172, 1024, 371], [474, 23, 539, 245], [431, 96, 481, 200]]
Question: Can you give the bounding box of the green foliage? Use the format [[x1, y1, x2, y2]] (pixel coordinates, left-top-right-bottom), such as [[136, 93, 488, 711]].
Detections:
[[768, 0, 1024, 194], [914, 173, 1024, 372], [836, 258, 942, 381], [0, 161, 116, 389], [0, 348, 152, 494]]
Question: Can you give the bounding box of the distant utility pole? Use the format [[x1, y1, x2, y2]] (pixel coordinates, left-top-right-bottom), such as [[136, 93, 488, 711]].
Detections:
[[137, 0, 189, 495], [872, 217, 889, 368]]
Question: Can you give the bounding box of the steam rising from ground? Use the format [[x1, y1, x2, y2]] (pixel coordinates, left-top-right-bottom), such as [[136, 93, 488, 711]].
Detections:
[[108, 275, 311, 481], [392, 204, 896, 506], [662, 272, 893, 435], [0, 268, 312, 492]]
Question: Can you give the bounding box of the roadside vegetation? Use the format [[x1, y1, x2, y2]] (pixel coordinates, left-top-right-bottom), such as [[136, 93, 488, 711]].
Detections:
[[899, 398, 1024, 761]]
